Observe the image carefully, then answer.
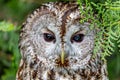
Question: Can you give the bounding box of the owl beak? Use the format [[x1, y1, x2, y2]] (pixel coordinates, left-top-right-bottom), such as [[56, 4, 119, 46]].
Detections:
[[61, 48, 65, 64]]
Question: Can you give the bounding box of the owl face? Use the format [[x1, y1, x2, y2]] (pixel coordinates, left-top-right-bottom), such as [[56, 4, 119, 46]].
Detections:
[[20, 2, 95, 70]]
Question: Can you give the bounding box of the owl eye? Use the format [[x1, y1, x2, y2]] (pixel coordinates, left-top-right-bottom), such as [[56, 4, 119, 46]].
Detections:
[[43, 33, 55, 42], [71, 34, 84, 43]]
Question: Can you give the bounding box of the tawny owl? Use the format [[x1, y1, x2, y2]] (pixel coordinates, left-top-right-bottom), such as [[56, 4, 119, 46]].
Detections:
[[16, 2, 108, 80]]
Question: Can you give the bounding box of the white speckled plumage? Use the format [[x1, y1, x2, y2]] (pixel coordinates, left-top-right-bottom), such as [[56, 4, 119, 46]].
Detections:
[[16, 2, 108, 80]]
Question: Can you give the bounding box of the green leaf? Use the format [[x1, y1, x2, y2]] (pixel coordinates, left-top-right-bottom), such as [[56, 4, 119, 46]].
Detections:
[[0, 21, 15, 31]]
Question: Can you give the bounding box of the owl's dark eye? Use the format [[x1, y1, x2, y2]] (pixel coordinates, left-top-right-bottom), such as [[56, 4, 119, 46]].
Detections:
[[43, 33, 55, 42], [71, 34, 84, 43]]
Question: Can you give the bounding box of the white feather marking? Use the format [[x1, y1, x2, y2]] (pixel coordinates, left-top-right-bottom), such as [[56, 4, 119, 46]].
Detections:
[[42, 71, 48, 80]]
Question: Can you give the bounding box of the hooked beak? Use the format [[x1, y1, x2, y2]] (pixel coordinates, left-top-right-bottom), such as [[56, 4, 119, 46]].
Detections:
[[61, 48, 65, 64]]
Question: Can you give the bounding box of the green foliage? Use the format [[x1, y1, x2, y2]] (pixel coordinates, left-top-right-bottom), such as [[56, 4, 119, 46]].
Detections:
[[0, 0, 39, 24], [0, 21, 20, 80], [0, 0, 39, 79], [77, 0, 120, 59], [92, 1, 120, 60], [0, 21, 15, 31]]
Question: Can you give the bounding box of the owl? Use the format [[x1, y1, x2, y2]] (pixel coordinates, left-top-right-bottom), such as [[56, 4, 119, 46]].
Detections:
[[16, 2, 108, 80]]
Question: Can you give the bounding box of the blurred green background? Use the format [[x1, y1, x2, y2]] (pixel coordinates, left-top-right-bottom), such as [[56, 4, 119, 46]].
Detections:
[[0, 0, 120, 80]]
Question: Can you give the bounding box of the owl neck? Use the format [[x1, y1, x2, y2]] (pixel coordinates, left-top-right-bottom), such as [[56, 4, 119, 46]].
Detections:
[[17, 54, 108, 80]]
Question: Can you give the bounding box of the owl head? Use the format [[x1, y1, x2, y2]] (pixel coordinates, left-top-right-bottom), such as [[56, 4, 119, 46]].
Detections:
[[19, 2, 95, 70]]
